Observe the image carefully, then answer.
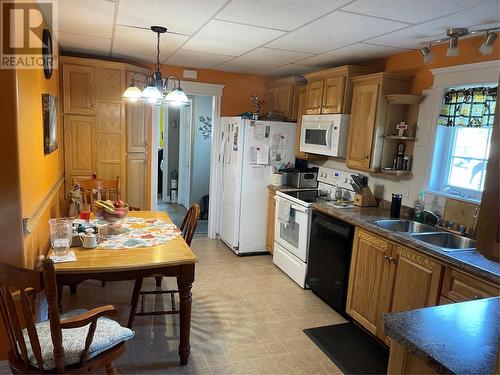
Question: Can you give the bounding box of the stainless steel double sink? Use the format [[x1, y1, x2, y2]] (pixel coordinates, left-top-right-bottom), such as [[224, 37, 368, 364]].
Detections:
[[372, 219, 476, 252]]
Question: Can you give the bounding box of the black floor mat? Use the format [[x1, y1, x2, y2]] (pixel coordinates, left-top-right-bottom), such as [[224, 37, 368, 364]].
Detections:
[[304, 323, 389, 374]]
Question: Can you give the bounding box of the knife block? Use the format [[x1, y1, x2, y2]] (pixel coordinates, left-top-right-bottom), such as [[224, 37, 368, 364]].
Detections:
[[353, 187, 378, 207]]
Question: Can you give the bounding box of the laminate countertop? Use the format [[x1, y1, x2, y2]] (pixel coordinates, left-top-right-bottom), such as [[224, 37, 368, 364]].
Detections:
[[384, 297, 499, 374], [311, 202, 500, 284]]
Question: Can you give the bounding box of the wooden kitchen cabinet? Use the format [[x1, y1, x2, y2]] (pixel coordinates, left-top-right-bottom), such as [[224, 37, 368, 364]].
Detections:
[[63, 64, 96, 115], [127, 153, 149, 211], [345, 73, 412, 172], [440, 268, 498, 304], [346, 229, 393, 336], [266, 189, 276, 253], [390, 246, 443, 314], [61, 57, 152, 204], [347, 229, 444, 342], [304, 65, 373, 115], [264, 76, 306, 120], [63, 115, 95, 192]]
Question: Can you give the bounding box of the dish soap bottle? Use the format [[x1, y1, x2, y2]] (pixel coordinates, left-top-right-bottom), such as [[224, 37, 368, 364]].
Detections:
[[414, 191, 425, 223]]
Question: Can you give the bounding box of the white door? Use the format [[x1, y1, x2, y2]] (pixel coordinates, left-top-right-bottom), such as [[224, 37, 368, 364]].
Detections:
[[178, 99, 193, 209]]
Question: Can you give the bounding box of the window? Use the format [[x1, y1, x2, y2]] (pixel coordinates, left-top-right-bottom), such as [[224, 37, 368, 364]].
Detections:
[[429, 85, 497, 202]]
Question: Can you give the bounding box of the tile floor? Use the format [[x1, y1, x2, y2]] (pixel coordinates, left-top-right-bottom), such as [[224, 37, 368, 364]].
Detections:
[[157, 202, 208, 235], [1, 238, 346, 374]]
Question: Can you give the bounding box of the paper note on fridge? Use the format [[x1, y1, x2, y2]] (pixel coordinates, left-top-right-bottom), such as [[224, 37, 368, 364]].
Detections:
[[256, 146, 269, 165], [247, 146, 257, 164], [252, 166, 266, 180]]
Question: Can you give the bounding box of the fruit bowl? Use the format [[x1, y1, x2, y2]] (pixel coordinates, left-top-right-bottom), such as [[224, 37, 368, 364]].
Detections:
[[94, 200, 129, 223]]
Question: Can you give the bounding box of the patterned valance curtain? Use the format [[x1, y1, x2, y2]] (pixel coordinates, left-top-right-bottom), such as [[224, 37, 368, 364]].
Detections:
[[438, 86, 497, 127]]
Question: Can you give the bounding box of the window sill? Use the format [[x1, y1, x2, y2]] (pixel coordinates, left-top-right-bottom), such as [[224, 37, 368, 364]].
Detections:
[[427, 190, 481, 204]]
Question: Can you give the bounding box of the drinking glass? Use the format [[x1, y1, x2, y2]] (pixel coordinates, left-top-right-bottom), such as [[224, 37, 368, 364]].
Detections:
[[79, 203, 91, 221], [49, 218, 72, 257]]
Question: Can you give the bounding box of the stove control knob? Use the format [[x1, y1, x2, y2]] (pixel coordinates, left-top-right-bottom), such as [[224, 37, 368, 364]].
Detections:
[[344, 177, 349, 183]]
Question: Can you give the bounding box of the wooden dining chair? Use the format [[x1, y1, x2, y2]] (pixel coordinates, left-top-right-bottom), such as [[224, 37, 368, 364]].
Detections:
[[0, 258, 134, 374], [73, 175, 121, 211], [127, 204, 200, 328]]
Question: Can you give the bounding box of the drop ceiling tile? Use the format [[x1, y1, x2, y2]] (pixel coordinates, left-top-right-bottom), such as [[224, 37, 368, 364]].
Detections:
[[112, 25, 188, 63], [216, 0, 351, 31], [166, 49, 234, 69], [57, 0, 115, 38], [183, 20, 285, 56], [343, 0, 491, 25], [58, 32, 111, 56], [299, 43, 408, 67], [116, 0, 227, 36], [220, 48, 313, 71], [261, 64, 316, 77], [266, 10, 408, 54], [366, 0, 500, 48]]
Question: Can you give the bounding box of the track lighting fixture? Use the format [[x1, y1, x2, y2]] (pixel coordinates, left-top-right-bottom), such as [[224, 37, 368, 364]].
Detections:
[[420, 45, 435, 65], [479, 31, 497, 55], [419, 26, 499, 64]]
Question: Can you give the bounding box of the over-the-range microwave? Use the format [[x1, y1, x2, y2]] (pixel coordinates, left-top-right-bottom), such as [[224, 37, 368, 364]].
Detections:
[[299, 114, 350, 157]]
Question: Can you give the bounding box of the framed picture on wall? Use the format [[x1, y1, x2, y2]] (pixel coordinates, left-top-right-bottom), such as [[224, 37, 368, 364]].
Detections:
[[42, 93, 58, 154]]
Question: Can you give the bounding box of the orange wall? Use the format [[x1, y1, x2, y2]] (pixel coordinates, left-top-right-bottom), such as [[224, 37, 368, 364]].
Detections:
[[382, 35, 500, 94], [158, 64, 268, 116], [15, 66, 65, 267]]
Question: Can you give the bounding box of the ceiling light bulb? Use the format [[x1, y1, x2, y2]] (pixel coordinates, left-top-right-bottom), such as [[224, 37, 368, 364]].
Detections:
[[164, 87, 190, 106], [142, 82, 162, 100], [447, 37, 459, 56], [420, 46, 435, 64], [479, 32, 497, 55], [122, 84, 142, 99]]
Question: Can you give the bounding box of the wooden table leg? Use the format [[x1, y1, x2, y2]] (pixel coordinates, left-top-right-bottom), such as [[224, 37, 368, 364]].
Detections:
[[177, 264, 195, 366], [57, 281, 63, 313], [127, 277, 143, 328]]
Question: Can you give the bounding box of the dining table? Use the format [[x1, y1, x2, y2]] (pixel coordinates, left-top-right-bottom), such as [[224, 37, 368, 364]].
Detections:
[[53, 211, 198, 365]]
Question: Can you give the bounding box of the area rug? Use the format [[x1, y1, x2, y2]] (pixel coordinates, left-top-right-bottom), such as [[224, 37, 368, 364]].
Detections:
[[304, 323, 389, 374]]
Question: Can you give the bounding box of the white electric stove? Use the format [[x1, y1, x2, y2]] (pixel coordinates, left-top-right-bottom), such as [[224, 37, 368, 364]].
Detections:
[[273, 167, 358, 287]]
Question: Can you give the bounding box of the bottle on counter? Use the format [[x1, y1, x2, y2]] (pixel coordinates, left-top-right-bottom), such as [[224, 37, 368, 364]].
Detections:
[[414, 191, 425, 222]]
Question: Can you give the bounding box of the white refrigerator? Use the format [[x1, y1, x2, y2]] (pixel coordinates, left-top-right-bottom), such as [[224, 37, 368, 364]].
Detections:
[[217, 117, 296, 255]]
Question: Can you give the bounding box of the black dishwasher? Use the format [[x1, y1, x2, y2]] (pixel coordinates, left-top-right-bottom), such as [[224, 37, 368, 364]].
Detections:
[[306, 211, 354, 319]]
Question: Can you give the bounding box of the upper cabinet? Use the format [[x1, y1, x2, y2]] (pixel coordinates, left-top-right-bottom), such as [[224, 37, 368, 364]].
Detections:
[[345, 73, 413, 172], [264, 76, 306, 120], [63, 64, 96, 115], [61, 57, 128, 199], [304, 65, 374, 115]]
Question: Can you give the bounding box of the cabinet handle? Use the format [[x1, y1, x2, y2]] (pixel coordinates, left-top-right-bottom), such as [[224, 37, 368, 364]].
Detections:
[[384, 255, 390, 261], [364, 154, 370, 159], [89, 104, 96, 109], [473, 295, 480, 300], [388, 256, 396, 263]]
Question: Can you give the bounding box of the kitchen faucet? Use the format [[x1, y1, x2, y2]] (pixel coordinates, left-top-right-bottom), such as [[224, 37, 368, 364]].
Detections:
[[422, 209, 442, 226]]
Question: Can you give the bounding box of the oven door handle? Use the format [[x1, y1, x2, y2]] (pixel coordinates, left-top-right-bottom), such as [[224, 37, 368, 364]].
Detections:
[[291, 204, 307, 213]]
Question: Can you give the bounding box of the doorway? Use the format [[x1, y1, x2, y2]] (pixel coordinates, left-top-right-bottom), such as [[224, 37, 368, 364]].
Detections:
[[156, 94, 214, 235]]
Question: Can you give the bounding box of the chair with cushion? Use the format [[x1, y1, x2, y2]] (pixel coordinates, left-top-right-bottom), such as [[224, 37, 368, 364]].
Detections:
[[0, 258, 134, 374], [127, 204, 200, 328]]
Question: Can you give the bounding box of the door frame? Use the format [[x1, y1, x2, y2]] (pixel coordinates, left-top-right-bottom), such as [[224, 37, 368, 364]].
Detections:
[[149, 81, 224, 238], [178, 99, 193, 209]]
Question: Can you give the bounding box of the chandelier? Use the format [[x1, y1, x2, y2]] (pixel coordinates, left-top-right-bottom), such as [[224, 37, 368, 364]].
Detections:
[[122, 26, 189, 106]]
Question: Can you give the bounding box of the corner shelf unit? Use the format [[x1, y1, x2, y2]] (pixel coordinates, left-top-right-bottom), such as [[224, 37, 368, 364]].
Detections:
[[379, 94, 423, 176]]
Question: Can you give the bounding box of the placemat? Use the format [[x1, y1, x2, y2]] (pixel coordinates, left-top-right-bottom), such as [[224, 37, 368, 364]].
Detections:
[[96, 217, 181, 249]]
